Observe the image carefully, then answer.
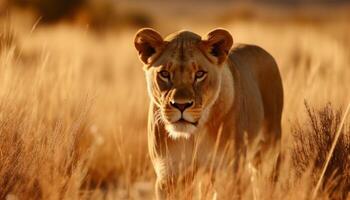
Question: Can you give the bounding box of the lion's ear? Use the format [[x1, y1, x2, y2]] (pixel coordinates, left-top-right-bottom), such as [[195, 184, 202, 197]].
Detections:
[[200, 29, 233, 64], [134, 28, 165, 65]]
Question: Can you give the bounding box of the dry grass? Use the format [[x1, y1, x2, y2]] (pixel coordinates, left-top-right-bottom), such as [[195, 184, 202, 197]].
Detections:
[[0, 7, 350, 199], [292, 103, 350, 199]]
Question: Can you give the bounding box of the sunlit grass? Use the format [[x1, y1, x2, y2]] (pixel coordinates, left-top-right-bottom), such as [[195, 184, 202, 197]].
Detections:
[[0, 11, 349, 199]]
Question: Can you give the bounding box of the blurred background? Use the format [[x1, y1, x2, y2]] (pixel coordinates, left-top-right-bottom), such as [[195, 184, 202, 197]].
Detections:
[[2, 0, 350, 29], [0, 0, 349, 199]]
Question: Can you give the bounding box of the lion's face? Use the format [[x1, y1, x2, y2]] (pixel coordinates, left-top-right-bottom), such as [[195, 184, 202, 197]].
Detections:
[[146, 47, 222, 139], [134, 29, 233, 139]]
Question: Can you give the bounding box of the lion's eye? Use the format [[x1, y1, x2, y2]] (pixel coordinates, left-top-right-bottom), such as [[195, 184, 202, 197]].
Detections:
[[195, 70, 207, 81], [159, 70, 170, 81]]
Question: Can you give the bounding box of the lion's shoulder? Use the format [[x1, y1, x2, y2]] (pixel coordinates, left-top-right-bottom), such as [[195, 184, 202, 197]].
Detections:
[[228, 43, 279, 78], [229, 44, 273, 61]]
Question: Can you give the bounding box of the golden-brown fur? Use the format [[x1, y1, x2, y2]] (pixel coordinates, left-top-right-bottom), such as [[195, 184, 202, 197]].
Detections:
[[134, 28, 283, 199]]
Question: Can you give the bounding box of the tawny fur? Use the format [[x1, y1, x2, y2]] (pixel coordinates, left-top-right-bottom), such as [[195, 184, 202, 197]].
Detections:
[[134, 28, 283, 199]]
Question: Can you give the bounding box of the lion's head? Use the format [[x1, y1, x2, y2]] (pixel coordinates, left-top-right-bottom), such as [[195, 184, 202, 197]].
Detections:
[[134, 29, 233, 139]]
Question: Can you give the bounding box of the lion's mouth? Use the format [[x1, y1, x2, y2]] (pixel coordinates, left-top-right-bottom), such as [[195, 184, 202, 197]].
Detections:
[[175, 118, 198, 126], [165, 117, 199, 139]]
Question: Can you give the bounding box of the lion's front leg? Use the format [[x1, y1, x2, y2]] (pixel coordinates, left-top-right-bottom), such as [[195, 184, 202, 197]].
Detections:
[[155, 175, 177, 200], [153, 156, 195, 200], [153, 159, 179, 200], [155, 177, 168, 200], [155, 174, 196, 200]]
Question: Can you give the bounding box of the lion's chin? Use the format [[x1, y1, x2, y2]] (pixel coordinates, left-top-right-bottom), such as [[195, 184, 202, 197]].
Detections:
[[165, 121, 197, 140]]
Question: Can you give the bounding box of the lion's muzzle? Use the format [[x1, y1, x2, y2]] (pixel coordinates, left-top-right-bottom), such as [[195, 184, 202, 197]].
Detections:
[[170, 100, 193, 112]]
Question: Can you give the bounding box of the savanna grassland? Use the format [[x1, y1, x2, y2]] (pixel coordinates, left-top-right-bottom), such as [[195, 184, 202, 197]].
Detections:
[[0, 3, 350, 200]]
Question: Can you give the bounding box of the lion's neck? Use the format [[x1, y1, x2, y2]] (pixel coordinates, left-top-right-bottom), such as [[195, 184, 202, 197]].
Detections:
[[201, 62, 235, 133]]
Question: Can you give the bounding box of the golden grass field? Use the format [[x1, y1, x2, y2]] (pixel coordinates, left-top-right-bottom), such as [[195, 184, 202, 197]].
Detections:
[[0, 5, 350, 199]]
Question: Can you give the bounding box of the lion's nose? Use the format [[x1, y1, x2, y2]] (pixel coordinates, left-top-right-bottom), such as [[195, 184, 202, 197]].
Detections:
[[170, 100, 193, 112]]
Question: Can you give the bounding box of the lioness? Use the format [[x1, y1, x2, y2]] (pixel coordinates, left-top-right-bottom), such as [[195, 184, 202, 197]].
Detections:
[[134, 28, 283, 199]]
